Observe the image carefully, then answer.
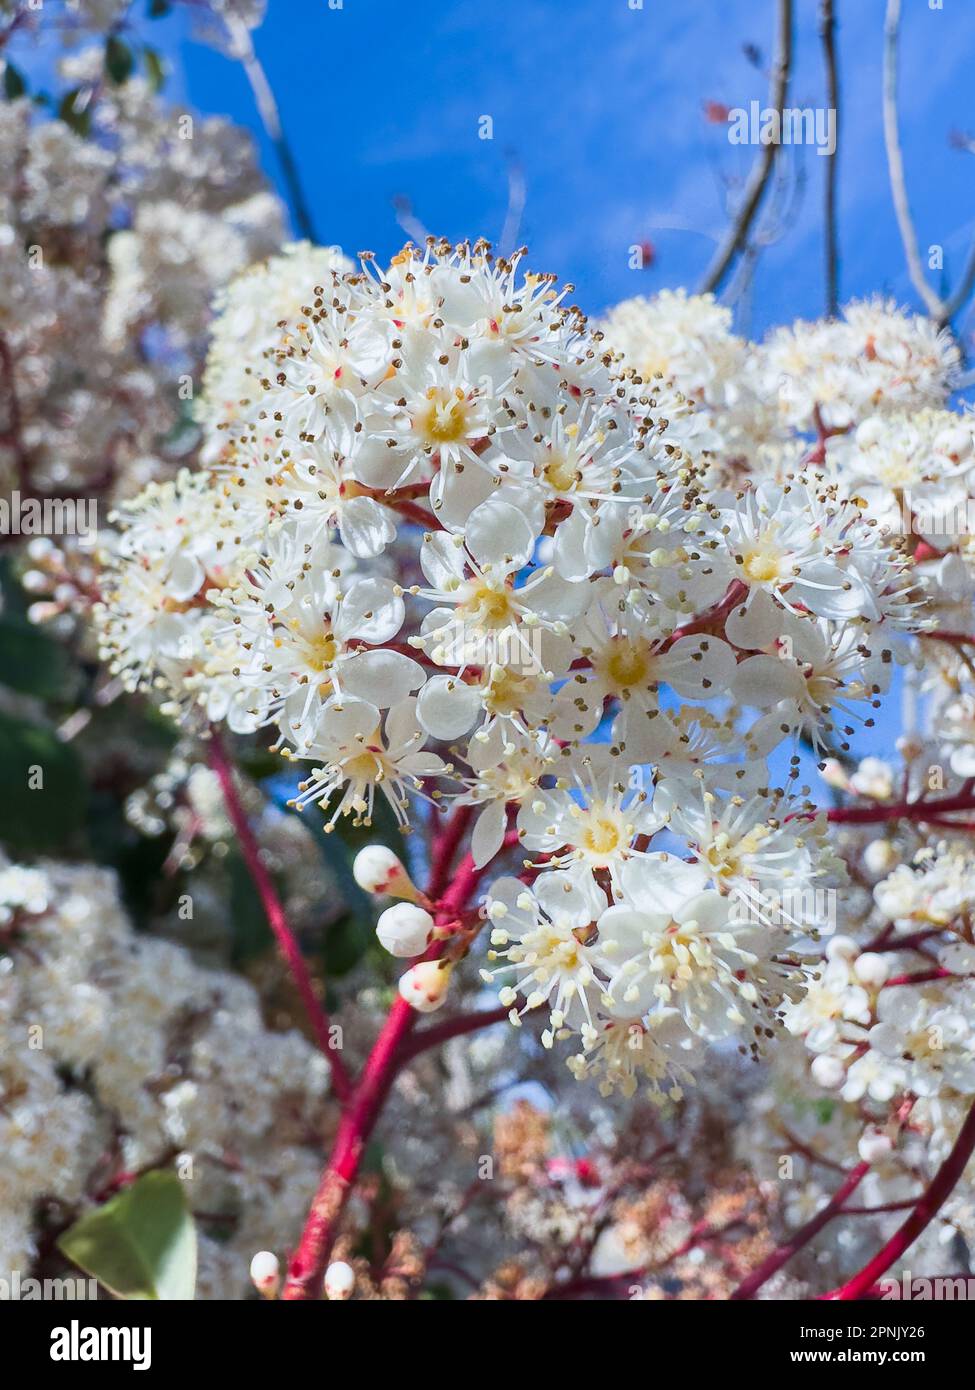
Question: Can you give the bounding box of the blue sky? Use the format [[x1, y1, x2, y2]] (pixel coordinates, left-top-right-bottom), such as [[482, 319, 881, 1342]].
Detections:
[[165, 0, 975, 341], [14, 0, 971, 769]]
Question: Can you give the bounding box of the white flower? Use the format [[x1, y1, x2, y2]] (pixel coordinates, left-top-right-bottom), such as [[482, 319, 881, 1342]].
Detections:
[[482, 871, 608, 1039], [596, 855, 807, 1041], [292, 697, 449, 829]]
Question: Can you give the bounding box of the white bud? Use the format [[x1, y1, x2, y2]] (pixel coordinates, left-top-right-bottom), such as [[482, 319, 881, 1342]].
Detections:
[[376, 902, 434, 957], [811, 1054, 846, 1089], [820, 758, 850, 791], [863, 839, 899, 876], [249, 1250, 280, 1298], [324, 1260, 355, 1301], [398, 959, 452, 1013], [855, 416, 885, 449], [853, 952, 890, 987], [858, 1127, 893, 1164], [825, 934, 858, 962], [353, 845, 419, 901]]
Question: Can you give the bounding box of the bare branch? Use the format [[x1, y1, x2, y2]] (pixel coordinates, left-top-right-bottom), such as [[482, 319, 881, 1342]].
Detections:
[[698, 0, 794, 295], [882, 0, 944, 318], [819, 0, 840, 316], [224, 16, 318, 244]]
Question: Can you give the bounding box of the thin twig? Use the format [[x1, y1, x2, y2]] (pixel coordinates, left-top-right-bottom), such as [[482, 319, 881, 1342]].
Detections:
[[698, 0, 794, 294], [819, 0, 840, 316], [224, 16, 318, 243], [882, 0, 944, 320]]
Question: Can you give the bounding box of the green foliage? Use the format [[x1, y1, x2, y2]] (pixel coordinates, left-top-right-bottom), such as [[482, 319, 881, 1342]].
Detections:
[[143, 46, 166, 93], [58, 87, 92, 138], [105, 36, 135, 86], [58, 1171, 197, 1301], [3, 62, 26, 99], [227, 849, 276, 965], [0, 710, 87, 853], [0, 613, 76, 701]]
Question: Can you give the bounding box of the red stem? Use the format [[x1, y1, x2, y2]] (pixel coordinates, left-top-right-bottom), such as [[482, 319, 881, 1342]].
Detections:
[[730, 1162, 870, 1300], [823, 1097, 975, 1300], [397, 1004, 511, 1064], [823, 790, 975, 825], [208, 731, 352, 1104], [281, 805, 483, 1300]]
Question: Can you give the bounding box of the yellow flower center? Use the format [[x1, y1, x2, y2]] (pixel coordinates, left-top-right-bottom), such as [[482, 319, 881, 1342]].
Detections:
[[740, 545, 784, 584], [417, 388, 470, 444], [542, 451, 579, 493], [601, 638, 653, 691]]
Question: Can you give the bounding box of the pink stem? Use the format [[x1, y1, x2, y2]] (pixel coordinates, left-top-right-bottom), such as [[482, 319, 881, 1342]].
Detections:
[[824, 1097, 975, 1301], [208, 731, 352, 1104]]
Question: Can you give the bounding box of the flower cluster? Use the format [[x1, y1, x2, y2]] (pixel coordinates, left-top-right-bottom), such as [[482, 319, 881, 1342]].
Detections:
[[0, 855, 333, 1298], [93, 240, 943, 1112]]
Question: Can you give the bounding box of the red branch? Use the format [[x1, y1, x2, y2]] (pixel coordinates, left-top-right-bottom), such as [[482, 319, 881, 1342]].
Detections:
[[208, 731, 352, 1103], [397, 1004, 511, 1064], [823, 790, 975, 826], [823, 1097, 975, 1300], [281, 805, 483, 1300], [730, 1162, 870, 1300]]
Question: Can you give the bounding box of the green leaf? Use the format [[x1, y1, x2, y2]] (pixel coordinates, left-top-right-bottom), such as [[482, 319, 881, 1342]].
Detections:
[[0, 710, 86, 853], [0, 616, 74, 700], [143, 46, 166, 93], [58, 1171, 197, 1301], [58, 87, 92, 138], [3, 62, 26, 99], [105, 36, 134, 85]]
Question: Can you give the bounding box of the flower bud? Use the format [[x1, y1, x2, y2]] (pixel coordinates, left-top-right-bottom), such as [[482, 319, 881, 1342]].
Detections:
[[398, 959, 452, 1013], [825, 934, 858, 962], [853, 952, 890, 987], [811, 1054, 845, 1090], [376, 902, 434, 958], [858, 1127, 893, 1164], [324, 1260, 355, 1301], [820, 759, 850, 792], [353, 845, 419, 901], [249, 1250, 281, 1298], [863, 838, 898, 876]]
